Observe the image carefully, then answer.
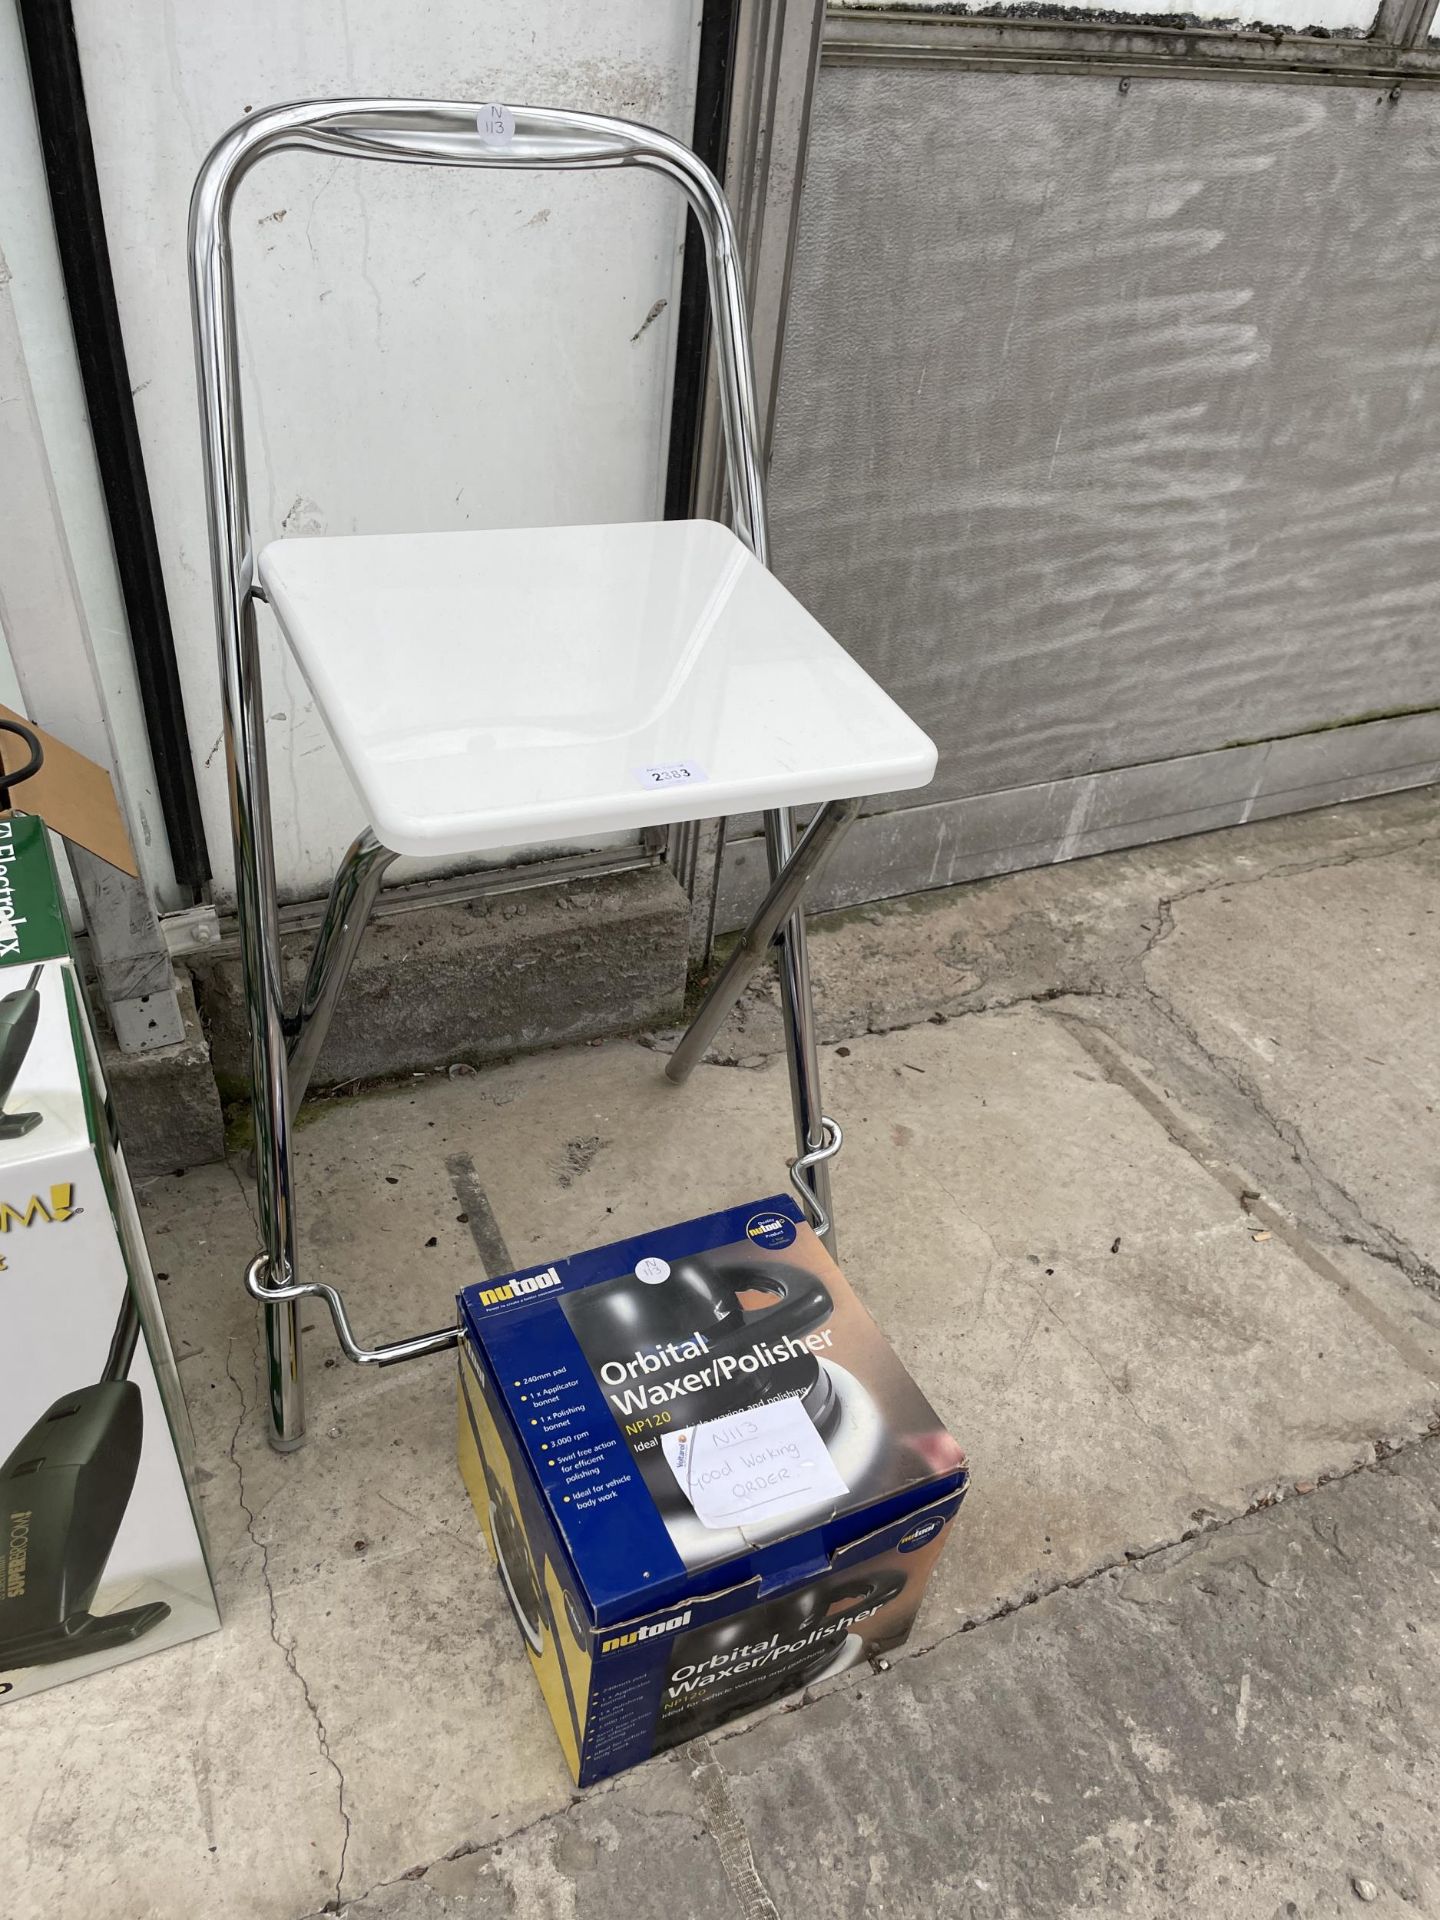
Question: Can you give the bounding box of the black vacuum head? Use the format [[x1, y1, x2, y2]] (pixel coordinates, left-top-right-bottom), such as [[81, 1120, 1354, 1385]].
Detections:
[[0, 1381, 169, 1671], [0, 963, 44, 1140]]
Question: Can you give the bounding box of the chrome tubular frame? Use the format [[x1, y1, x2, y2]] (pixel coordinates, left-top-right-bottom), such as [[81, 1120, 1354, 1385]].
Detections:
[[665, 796, 860, 1086], [285, 828, 397, 1111], [189, 99, 844, 1448]]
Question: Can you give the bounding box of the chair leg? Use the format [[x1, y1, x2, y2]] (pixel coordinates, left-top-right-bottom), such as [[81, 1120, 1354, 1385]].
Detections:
[[765, 808, 837, 1250], [668, 800, 854, 1246], [287, 828, 398, 1109], [250, 958, 303, 1449], [666, 797, 859, 1085], [249, 828, 395, 1448], [225, 603, 306, 1449], [232, 825, 458, 1405]]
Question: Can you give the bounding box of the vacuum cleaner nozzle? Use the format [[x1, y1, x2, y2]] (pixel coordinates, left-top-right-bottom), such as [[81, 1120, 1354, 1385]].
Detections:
[[0, 963, 45, 1141], [0, 1293, 170, 1673]]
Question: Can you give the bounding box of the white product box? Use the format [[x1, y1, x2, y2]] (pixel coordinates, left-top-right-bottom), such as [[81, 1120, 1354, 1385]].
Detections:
[[0, 814, 219, 1701]]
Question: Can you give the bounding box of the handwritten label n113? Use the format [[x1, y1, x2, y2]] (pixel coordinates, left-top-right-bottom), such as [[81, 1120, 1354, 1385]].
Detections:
[[476, 103, 515, 146]]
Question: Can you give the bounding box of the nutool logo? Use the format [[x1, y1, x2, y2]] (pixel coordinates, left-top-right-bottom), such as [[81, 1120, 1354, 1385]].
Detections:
[[601, 1609, 692, 1654], [0, 1184, 79, 1231], [477, 1265, 562, 1310]]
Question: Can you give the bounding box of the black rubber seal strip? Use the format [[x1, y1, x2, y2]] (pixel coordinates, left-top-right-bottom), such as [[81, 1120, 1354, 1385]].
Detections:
[[663, 0, 742, 522], [18, 0, 211, 895]]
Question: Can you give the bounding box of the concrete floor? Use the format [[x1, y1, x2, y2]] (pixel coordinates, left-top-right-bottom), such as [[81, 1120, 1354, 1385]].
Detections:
[[4, 787, 1439, 1919]]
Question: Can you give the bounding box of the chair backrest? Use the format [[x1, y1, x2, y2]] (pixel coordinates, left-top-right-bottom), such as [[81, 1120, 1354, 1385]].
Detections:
[[188, 99, 769, 638]]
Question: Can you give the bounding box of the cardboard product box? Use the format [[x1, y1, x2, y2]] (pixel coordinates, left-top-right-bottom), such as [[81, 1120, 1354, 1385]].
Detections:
[[457, 1194, 967, 1784], [0, 814, 219, 1702]]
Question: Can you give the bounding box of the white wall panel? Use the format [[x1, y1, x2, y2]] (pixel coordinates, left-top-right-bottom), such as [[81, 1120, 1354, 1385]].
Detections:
[[771, 69, 1440, 816], [71, 0, 703, 904], [0, 0, 179, 905]]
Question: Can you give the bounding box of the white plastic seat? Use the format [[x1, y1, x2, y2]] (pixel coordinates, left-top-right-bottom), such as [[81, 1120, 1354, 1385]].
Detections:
[[259, 519, 936, 858]]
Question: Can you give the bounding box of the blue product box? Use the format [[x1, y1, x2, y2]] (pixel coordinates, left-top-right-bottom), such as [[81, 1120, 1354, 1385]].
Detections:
[[456, 1193, 967, 1784]]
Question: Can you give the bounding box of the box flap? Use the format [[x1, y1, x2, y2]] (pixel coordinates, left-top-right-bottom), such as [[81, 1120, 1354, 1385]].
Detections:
[[0, 706, 138, 877]]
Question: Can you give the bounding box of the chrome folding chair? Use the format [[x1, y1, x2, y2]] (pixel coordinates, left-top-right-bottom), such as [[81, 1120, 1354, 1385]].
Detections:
[[189, 99, 937, 1450]]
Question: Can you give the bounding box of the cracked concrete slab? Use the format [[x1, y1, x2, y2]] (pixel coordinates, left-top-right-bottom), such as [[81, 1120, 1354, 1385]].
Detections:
[[272, 1526, 564, 1898], [325, 1756, 739, 1920], [1141, 831, 1440, 1280], [9, 1018, 1438, 1919], [711, 1439, 1440, 1920], [4, 788, 1439, 1920], [698, 788, 1439, 1327], [818, 1012, 1440, 1632], [305, 1439, 1440, 1919], [690, 788, 1439, 1066], [5, 1588, 349, 1918]]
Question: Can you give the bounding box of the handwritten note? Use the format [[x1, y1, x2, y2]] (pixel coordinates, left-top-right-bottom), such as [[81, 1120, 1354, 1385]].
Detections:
[[661, 1399, 849, 1530]]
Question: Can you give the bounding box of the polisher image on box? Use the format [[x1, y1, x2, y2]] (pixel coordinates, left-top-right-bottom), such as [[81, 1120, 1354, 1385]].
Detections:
[[0, 1289, 170, 1671], [654, 1561, 908, 1747], [558, 1211, 961, 1574]]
